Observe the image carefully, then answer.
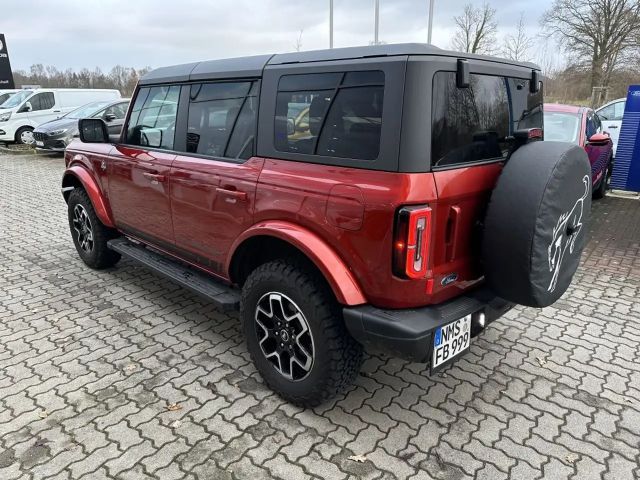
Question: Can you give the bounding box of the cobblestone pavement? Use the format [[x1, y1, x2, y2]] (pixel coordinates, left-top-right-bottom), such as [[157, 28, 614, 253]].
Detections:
[[1, 152, 639, 480]]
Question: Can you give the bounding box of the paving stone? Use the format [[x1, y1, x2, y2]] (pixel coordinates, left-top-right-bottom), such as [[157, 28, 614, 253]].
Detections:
[[1, 153, 639, 479]]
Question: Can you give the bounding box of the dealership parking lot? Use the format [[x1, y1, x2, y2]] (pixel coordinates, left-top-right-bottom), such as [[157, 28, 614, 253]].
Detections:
[[1, 152, 639, 480]]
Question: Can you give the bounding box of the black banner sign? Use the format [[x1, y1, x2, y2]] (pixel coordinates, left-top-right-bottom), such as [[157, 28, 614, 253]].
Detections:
[[0, 34, 15, 89]]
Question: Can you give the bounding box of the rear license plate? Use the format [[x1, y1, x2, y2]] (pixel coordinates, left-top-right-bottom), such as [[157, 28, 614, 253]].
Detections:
[[431, 315, 471, 372], [36, 141, 44, 147]]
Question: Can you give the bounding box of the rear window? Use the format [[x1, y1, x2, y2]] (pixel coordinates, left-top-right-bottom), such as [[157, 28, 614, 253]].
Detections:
[[431, 72, 543, 168], [274, 71, 384, 161]]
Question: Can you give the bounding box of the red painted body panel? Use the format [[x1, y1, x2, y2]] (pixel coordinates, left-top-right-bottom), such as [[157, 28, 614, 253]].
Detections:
[[228, 221, 367, 305], [64, 156, 115, 228], [108, 145, 176, 245], [63, 141, 502, 309], [170, 154, 264, 271]]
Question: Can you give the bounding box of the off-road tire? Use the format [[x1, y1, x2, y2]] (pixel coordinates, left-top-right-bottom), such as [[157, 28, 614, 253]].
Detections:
[[241, 259, 363, 407], [593, 161, 611, 200], [15, 126, 34, 145], [67, 188, 121, 269]]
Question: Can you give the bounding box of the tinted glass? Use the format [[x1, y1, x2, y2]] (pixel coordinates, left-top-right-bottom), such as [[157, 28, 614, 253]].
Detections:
[[316, 86, 383, 160], [586, 113, 599, 138], [432, 73, 510, 167], [274, 70, 385, 160], [226, 95, 258, 159], [186, 82, 255, 157], [544, 111, 580, 143], [275, 90, 333, 154], [127, 85, 180, 150], [30, 92, 55, 111]]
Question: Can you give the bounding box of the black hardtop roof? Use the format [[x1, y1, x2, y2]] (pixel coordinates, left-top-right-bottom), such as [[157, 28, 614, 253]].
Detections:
[[140, 43, 539, 85]]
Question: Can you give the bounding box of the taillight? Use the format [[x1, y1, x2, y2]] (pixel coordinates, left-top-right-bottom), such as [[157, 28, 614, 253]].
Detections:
[[393, 205, 432, 279]]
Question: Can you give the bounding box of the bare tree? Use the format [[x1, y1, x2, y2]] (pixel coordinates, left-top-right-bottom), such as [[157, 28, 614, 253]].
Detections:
[[451, 3, 498, 55], [542, 0, 640, 95], [294, 29, 304, 52], [502, 13, 535, 62]]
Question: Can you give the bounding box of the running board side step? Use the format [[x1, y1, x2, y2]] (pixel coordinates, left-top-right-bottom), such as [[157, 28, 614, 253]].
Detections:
[[107, 238, 240, 312]]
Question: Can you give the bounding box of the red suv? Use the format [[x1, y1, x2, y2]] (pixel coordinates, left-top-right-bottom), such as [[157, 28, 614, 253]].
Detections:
[[62, 44, 591, 406]]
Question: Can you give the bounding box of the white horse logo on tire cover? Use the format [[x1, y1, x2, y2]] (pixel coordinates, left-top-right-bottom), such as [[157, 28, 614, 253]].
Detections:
[[547, 175, 590, 292]]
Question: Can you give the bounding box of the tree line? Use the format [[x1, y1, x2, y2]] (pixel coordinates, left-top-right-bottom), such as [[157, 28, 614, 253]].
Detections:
[[12, 64, 152, 97], [452, 0, 640, 106]]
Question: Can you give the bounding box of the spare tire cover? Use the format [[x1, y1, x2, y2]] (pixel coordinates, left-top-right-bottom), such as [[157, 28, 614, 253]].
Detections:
[[482, 141, 591, 308]]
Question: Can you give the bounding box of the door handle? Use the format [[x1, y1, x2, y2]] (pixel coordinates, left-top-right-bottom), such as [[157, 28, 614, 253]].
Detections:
[[53, 110, 61, 113], [216, 187, 247, 201], [608, 125, 618, 129], [143, 172, 166, 183]]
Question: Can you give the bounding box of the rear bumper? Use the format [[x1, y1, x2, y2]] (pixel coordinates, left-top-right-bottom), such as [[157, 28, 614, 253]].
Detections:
[[343, 287, 513, 363]]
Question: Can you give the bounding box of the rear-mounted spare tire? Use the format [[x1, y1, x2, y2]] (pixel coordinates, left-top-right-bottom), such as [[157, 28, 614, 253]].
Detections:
[[482, 141, 591, 308]]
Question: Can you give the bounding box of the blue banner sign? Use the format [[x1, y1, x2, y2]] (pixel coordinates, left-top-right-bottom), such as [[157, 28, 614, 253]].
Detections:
[[610, 85, 640, 192]]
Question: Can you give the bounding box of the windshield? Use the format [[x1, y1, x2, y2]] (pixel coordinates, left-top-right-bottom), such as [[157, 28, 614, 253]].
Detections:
[[64, 101, 112, 119], [0, 90, 33, 109], [544, 111, 580, 143]]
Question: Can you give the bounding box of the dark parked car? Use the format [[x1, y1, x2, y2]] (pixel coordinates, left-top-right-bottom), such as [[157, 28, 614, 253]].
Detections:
[[33, 99, 129, 152], [61, 44, 591, 406], [544, 103, 614, 198]]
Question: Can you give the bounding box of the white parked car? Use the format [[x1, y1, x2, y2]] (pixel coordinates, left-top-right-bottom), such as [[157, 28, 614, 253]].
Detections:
[[0, 88, 121, 145], [596, 97, 626, 157]]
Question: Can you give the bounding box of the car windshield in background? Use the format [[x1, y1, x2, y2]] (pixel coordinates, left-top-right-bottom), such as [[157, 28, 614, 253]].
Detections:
[[543, 112, 580, 143], [65, 101, 113, 119], [0, 90, 33, 109]]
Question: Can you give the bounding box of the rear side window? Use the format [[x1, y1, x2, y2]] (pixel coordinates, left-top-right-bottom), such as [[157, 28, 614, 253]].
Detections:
[[431, 72, 543, 168], [127, 85, 180, 150], [186, 81, 257, 159], [274, 71, 384, 161], [29, 92, 55, 111]]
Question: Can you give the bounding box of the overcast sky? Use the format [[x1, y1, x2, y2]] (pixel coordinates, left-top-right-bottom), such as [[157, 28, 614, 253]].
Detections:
[[1, 0, 560, 72]]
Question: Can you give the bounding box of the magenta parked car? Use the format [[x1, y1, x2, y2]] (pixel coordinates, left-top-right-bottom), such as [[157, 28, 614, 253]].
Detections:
[[544, 103, 614, 199]]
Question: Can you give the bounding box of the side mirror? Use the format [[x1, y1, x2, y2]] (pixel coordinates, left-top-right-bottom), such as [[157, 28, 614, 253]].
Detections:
[[587, 133, 610, 145], [79, 118, 109, 143], [18, 101, 33, 113], [104, 113, 117, 122]]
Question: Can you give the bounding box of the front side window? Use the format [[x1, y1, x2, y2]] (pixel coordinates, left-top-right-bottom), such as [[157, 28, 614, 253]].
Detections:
[[274, 71, 384, 161], [29, 92, 55, 111], [126, 85, 180, 150], [431, 72, 543, 168], [599, 101, 625, 121], [186, 81, 255, 158], [586, 112, 600, 138], [103, 102, 129, 120]]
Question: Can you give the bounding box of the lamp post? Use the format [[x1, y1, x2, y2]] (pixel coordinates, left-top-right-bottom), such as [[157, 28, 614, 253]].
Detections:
[[329, 0, 334, 48], [374, 0, 379, 45], [427, 0, 435, 44]]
